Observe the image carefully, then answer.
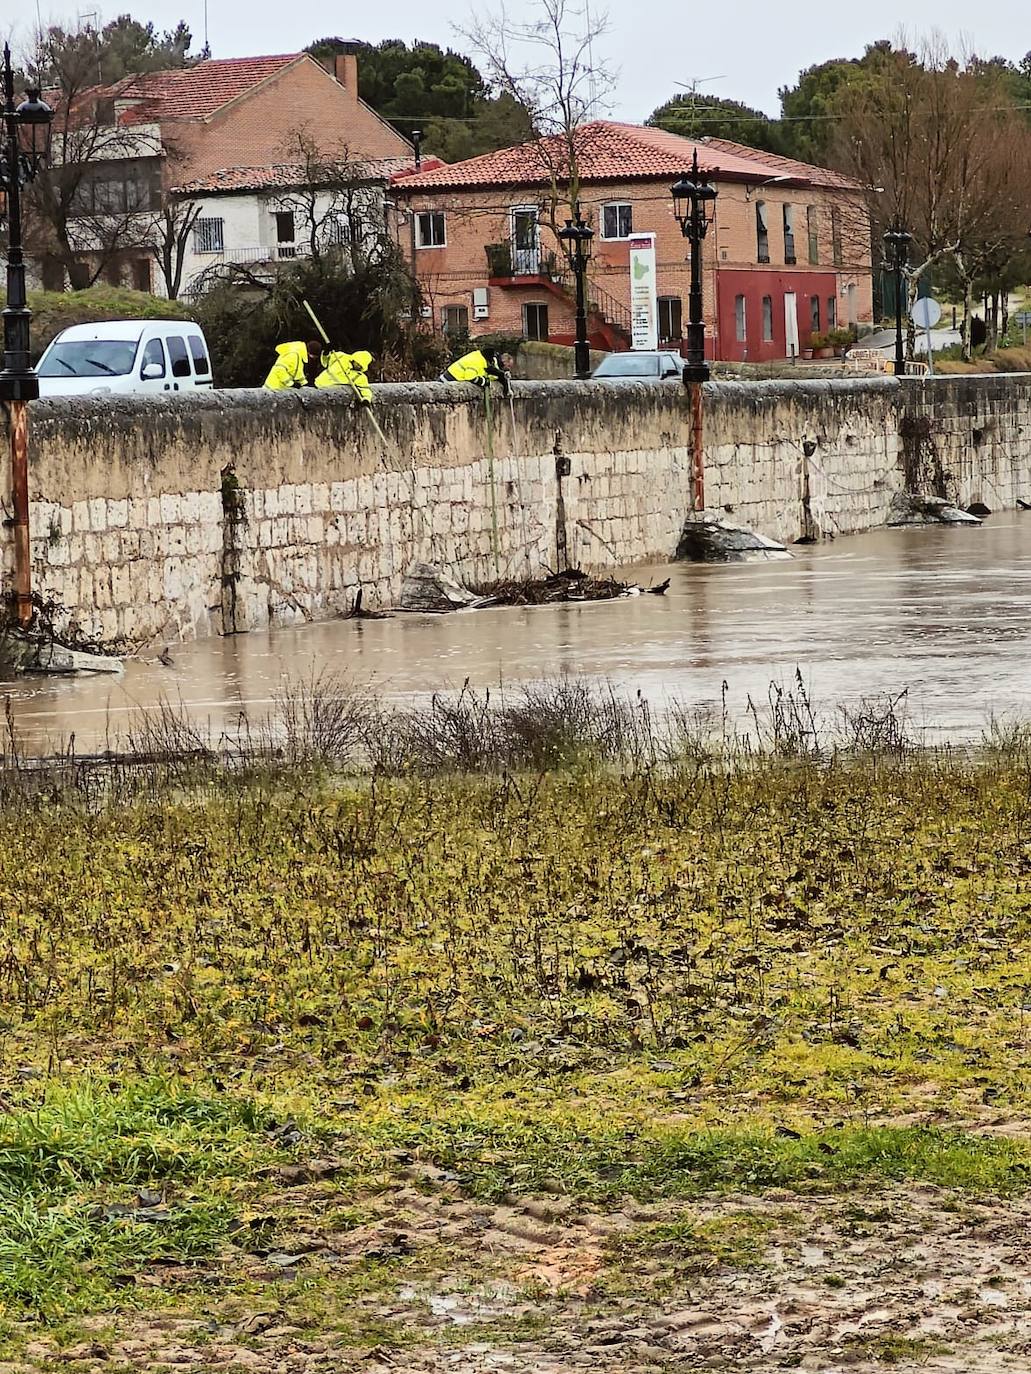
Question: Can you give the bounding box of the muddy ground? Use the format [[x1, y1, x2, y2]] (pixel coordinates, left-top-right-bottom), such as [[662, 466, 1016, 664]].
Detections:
[[11, 1169, 1031, 1374]]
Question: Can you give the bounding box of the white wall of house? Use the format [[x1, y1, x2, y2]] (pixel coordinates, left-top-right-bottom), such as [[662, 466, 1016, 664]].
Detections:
[[177, 186, 388, 296], [178, 194, 267, 294]]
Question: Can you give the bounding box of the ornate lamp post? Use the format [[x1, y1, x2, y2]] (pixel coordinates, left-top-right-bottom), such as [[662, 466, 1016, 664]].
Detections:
[[672, 150, 717, 384], [0, 44, 54, 627], [557, 204, 594, 380], [882, 220, 912, 379], [672, 152, 717, 511]]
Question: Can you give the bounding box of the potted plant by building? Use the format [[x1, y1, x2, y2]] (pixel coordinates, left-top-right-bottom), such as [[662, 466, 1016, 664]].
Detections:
[[485, 242, 514, 277], [829, 327, 853, 357], [810, 331, 833, 359]]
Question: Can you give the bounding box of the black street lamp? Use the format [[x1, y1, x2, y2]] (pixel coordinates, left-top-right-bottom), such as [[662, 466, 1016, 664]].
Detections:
[[672, 150, 717, 384], [0, 43, 54, 627], [882, 220, 912, 379], [557, 204, 594, 380]]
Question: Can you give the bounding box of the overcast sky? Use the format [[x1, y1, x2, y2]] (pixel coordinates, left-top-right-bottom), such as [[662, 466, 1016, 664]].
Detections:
[[20, 2, 1031, 119]]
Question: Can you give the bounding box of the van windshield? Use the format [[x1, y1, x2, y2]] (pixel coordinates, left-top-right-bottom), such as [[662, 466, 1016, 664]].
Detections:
[[38, 340, 138, 378]]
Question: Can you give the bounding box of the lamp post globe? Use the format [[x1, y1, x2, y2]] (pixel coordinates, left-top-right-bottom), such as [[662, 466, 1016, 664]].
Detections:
[[672, 150, 717, 385]]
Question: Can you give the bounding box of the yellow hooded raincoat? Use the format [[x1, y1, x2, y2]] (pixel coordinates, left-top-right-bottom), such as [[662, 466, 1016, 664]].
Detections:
[[263, 341, 316, 390], [315, 349, 373, 402]]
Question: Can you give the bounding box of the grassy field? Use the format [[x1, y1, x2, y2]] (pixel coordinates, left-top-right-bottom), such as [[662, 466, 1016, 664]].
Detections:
[[2, 686, 1031, 1370]]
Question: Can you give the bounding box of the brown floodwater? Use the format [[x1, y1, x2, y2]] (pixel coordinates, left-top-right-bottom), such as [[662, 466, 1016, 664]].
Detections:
[[4, 515, 1031, 751]]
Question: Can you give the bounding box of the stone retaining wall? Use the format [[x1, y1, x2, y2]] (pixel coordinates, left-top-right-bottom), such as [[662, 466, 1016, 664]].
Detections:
[[5, 374, 1030, 645]]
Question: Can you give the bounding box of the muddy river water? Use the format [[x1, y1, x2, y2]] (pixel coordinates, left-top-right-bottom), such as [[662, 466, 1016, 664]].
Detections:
[[5, 516, 1031, 750]]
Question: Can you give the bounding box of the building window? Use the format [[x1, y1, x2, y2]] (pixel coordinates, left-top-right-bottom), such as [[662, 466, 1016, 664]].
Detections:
[[327, 214, 353, 246], [831, 207, 843, 266], [42, 258, 65, 291], [847, 282, 857, 326], [782, 205, 796, 264], [601, 203, 633, 239], [194, 217, 224, 254], [735, 295, 747, 342], [827, 295, 837, 328], [132, 258, 152, 292], [755, 201, 769, 263], [810, 296, 821, 333], [522, 302, 549, 341], [762, 295, 774, 342], [441, 304, 469, 335], [658, 296, 682, 343], [72, 165, 158, 216], [807, 206, 819, 264], [416, 211, 446, 248], [275, 210, 295, 244]]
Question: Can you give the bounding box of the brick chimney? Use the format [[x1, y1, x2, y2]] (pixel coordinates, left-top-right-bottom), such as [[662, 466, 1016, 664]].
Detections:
[[334, 52, 358, 99]]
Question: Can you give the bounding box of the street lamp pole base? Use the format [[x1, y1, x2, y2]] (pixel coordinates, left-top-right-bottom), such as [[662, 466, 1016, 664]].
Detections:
[[0, 374, 41, 403]]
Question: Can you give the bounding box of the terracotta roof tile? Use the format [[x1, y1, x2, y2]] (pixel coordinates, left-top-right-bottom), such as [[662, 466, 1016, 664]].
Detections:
[[392, 120, 857, 192], [172, 156, 420, 194], [114, 53, 303, 123]]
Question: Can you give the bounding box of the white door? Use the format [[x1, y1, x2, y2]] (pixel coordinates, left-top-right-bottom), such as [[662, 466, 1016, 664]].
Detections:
[[511, 206, 540, 275], [783, 292, 799, 357]]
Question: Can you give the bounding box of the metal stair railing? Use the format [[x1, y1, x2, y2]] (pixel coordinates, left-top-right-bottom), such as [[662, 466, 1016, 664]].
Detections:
[[551, 260, 631, 338]]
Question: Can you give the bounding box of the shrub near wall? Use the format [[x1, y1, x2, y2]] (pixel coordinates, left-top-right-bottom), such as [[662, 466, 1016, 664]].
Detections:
[[8, 288, 195, 361]]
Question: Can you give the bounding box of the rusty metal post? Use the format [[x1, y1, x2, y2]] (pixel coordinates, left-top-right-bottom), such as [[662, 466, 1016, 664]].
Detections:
[[690, 381, 705, 512], [8, 399, 31, 626]]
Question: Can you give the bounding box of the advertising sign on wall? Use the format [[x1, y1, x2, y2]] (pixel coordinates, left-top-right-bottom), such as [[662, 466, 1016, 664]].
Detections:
[[628, 233, 658, 351]]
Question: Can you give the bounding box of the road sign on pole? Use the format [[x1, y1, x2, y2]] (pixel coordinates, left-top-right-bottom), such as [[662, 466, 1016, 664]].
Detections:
[[911, 297, 942, 376]]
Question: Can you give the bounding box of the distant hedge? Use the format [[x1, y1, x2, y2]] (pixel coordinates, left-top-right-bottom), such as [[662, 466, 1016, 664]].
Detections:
[[0, 288, 195, 361]]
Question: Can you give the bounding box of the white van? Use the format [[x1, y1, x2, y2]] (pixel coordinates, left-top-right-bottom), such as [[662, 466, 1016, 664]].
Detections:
[[36, 320, 214, 397]]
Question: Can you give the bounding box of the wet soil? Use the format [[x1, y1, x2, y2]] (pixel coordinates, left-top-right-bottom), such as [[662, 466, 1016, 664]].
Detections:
[[15, 1175, 1031, 1373]]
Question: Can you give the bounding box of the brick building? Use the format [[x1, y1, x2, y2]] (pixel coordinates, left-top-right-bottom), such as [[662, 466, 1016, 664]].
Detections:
[[39, 50, 414, 295], [393, 122, 874, 361]]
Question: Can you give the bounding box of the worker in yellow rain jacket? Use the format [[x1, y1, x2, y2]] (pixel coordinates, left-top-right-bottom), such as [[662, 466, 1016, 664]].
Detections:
[[440, 345, 512, 397], [315, 349, 374, 403], [263, 339, 324, 389]]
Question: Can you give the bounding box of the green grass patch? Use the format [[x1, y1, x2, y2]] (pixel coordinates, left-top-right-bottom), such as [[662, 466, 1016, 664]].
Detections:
[[341, 1109, 1031, 1203], [0, 1079, 278, 1318]]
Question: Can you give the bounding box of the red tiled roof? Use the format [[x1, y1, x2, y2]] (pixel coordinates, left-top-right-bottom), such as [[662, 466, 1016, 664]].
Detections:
[[392, 121, 858, 192], [112, 53, 304, 123], [171, 156, 422, 194]]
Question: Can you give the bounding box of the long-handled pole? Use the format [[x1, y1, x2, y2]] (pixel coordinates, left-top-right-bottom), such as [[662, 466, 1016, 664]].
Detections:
[[483, 387, 501, 578], [300, 298, 389, 446]]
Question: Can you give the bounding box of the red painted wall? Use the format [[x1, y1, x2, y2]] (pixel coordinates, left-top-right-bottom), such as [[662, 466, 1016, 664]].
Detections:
[[716, 269, 841, 362]]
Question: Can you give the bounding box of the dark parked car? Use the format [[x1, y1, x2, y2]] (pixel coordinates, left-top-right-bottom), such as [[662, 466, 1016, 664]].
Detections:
[[590, 351, 685, 382]]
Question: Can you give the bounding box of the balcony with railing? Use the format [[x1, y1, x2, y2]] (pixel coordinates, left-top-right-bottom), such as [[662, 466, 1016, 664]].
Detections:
[[195, 242, 316, 267], [485, 241, 563, 282], [484, 242, 632, 347]]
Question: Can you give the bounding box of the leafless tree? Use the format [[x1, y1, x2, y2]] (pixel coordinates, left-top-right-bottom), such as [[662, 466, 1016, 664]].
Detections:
[[830, 34, 1031, 357], [268, 131, 395, 272], [460, 0, 614, 246], [24, 25, 167, 287], [149, 198, 203, 298]]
